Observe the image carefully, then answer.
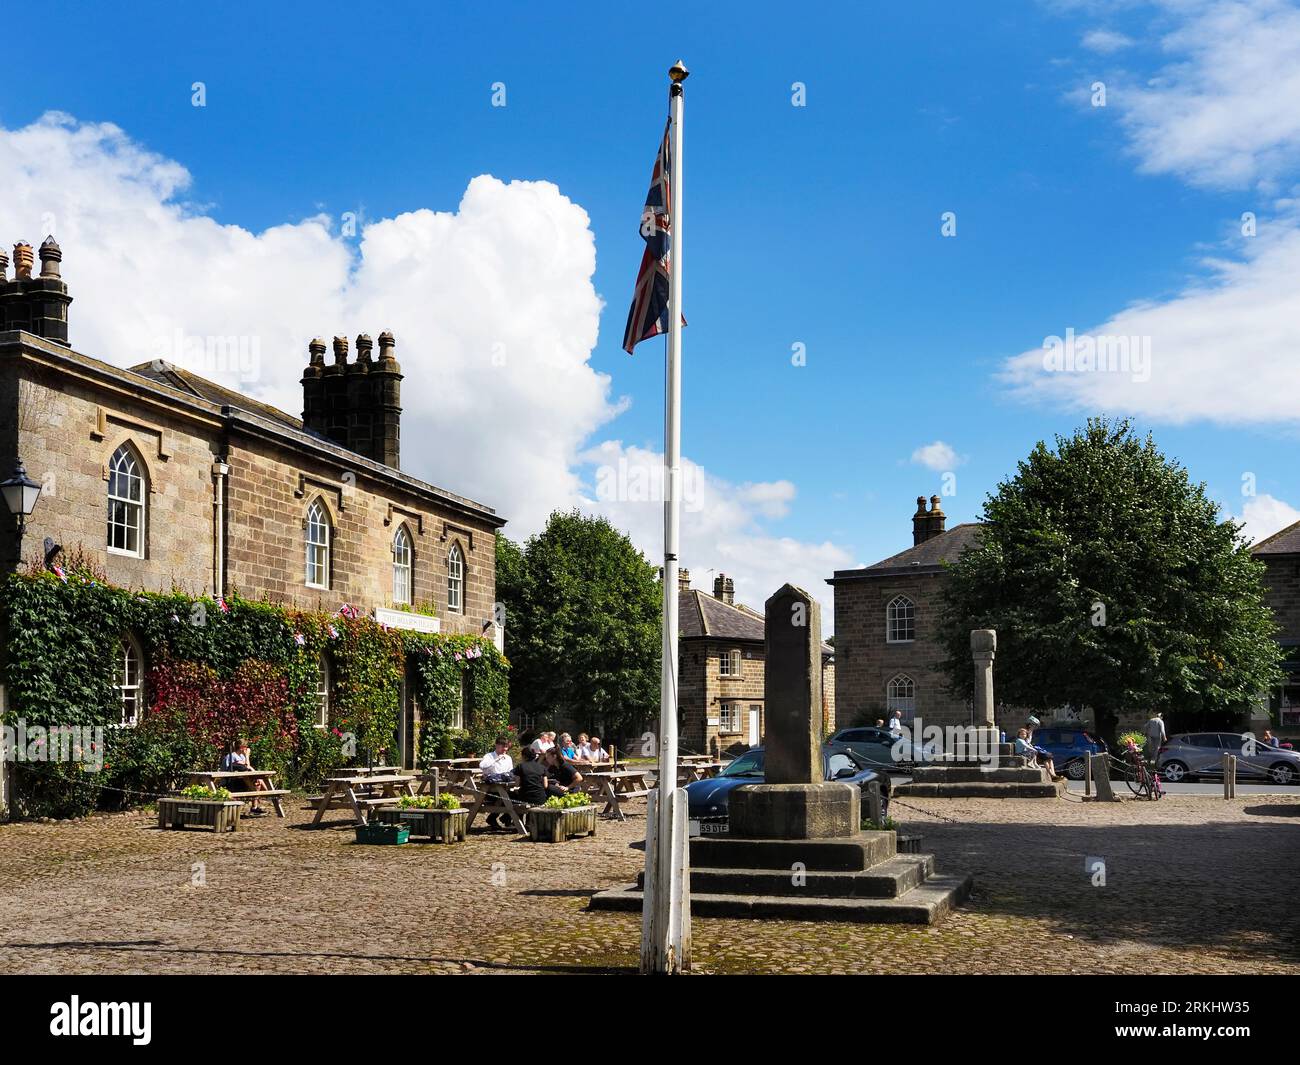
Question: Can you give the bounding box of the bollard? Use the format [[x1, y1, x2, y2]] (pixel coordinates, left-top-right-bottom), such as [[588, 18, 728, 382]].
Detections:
[[1222, 753, 1237, 799], [1085, 749, 1092, 796], [865, 780, 884, 826]]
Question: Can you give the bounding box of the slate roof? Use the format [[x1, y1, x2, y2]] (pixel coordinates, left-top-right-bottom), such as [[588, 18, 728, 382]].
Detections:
[[828, 522, 982, 583], [679, 587, 833, 655], [128, 361, 303, 430], [1252, 519, 1300, 557]]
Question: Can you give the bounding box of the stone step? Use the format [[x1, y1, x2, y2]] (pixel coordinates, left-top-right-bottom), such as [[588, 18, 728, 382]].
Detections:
[[923, 753, 1032, 768], [893, 781, 1060, 799], [689, 832, 896, 872], [589, 873, 973, 925], [666, 855, 936, 899], [909, 766, 1046, 784]]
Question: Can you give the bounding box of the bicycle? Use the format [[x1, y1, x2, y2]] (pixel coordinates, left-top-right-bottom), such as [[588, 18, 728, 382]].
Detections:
[[1120, 741, 1164, 800]]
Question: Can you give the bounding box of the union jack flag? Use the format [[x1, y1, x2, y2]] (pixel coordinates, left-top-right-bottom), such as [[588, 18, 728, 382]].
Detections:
[[622, 119, 684, 353]]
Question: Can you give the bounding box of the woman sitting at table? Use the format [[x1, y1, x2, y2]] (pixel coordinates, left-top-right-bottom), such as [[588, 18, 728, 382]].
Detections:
[[542, 747, 583, 797], [221, 737, 268, 816], [488, 746, 548, 830], [573, 733, 592, 762]]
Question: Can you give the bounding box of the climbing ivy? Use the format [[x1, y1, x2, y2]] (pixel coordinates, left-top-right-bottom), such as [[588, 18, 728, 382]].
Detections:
[[0, 567, 509, 819]]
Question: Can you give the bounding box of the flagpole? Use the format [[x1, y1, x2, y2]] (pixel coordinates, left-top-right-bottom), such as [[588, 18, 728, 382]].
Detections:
[[644, 58, 690, 975]]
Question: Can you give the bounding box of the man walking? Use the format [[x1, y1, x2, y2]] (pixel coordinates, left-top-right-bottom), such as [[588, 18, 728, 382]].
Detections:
[[1143, 711, 1166, 766]]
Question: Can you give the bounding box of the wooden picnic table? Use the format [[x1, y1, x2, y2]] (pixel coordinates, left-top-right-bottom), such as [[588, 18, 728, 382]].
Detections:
[[461, 778, 530, 835], [187, 770, 287, 817], [309, 773, 416, 826], [578, 769, 651, 821], [327, 764, 399, 778], [416, 765, 480, 794], [676, 760, 725, 783]]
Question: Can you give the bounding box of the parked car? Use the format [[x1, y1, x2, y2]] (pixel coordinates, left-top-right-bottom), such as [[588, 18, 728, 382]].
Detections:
[[1157, 732, 1300, 785], [827, 726, 935, 771], [1030, 726, 1107, 781], [685, 745, 890, 826]]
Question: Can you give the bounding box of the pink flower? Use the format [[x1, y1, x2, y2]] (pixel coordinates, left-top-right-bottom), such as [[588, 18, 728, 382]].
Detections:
[[218, 599, 230, 614], [52, 564, 67, 582], [293, 633, 306, 647], [328, 625, 339, 640]]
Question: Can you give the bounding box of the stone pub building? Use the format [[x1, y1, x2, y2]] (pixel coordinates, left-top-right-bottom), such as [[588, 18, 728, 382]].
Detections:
[[0, 238, 505, 770]]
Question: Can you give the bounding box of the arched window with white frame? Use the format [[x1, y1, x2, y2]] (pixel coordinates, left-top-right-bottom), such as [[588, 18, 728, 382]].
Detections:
[[116, 635, 144, 726], [107, 443, 146, 557], [447, 542, 464, 613], [392, 525, 413, 605], [886, 673, 916, 720], [886, 594, 915, 643], [305, 499, 331, 589]]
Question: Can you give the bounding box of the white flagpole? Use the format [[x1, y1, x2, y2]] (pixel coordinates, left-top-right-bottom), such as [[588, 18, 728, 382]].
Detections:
[[643, 58, 690, 975]]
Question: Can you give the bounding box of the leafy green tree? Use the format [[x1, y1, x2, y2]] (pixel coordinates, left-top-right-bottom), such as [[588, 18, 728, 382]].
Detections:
[[500, 512, 661, 740], [937, 418, 1282, 743]]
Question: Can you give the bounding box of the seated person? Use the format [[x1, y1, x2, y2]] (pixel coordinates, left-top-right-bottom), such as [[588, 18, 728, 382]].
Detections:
[[221, 738, 268, 815], [479, 735, 514, 783], [542, 747, 583, 797], [557, 732, 578, 760], [529, 731, 556, 755], [1013, 728, 1059, 780], [585, 736, 611, 764], [1262, 730, 1280, 749], [488, 747, 549, 828], [573, 733, 592, 762]]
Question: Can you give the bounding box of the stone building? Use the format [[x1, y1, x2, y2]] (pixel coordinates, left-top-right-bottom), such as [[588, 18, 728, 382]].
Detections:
[[678, 569, 835, 756], [0, 239, 505, 768], [1251, 520, 1300, 730], [828, 496, 982, 731]]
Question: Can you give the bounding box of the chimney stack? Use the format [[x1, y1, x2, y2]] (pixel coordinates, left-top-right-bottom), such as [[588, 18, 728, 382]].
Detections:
[[678, 567, 691, 593], [301, 330, 402, 468], [927, 495, 947, 539], [912, 496, 929, 546], [0, 237, 72, 345], [713, 573, 735, 605]]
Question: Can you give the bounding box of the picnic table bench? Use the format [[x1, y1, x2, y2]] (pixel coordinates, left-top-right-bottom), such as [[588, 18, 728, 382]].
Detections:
[[308, 773, 416, 826], [578, 768, 651, 821], [461, 777, 531, 835], [676, 760, 725, 784], [187, 770, 288, 817]]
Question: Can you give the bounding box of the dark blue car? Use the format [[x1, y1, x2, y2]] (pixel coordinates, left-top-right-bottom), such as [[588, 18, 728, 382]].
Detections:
[[685, 745, 890, 826], [1030, 726, 1106, 780]]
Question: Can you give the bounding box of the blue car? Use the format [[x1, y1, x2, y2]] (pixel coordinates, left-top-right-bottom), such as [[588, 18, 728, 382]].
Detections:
[[685, 745, 890, 826], [1030, 726, 1106, 780]]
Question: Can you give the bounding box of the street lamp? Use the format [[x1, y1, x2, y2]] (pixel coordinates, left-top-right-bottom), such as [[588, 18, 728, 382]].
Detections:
[[0, 459, 42, 551]]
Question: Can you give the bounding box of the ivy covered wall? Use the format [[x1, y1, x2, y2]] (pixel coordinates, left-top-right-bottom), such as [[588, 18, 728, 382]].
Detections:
[[0, 567, 509, 819]]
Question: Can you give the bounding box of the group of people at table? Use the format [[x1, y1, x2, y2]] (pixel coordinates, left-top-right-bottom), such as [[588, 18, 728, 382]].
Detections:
[[475, 731, 610, 830]]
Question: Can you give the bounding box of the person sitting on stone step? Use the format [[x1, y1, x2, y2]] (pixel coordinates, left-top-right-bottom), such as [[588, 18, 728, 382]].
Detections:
[[1013, 728, 1060, 780]]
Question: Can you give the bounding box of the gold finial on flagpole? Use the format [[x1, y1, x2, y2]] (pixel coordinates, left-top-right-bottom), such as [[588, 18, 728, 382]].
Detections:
[[669, 60, 689, 83]]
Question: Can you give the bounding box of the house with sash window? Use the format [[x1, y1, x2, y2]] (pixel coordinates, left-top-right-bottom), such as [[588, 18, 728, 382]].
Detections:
[[0, 238, 505, 771]]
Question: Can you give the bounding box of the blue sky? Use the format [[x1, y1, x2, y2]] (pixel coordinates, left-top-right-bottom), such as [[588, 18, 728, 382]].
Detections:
[[2, 0, 1298, 625]]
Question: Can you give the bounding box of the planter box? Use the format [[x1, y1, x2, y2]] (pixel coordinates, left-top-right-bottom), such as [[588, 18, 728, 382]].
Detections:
[[355, 821, 410, 845], [376, 806, 468, 844], [527, 804, 598, 844], [158, 797, 242, 833]]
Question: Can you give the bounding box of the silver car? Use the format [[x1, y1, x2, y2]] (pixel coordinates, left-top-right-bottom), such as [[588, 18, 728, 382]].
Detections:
[[1157, 732, 1300, 785]]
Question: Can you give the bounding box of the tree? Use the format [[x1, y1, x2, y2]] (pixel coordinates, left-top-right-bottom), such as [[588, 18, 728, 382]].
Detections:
[[936, 418, 1282, 744], [497, 513, 661, 741]]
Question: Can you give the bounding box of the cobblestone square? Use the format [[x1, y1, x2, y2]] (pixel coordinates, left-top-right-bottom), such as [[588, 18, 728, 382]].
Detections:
[[1, 794, 1296, 975]]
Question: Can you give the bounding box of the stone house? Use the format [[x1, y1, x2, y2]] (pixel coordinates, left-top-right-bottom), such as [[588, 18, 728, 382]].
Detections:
[[0, 239, 505, 769], [828, 496, 984, 732], [678, 569, 835, 756], [1251, 520, 1300, 731]]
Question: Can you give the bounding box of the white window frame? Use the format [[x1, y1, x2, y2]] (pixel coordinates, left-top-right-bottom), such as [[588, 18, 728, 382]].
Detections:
[[719, 648, 742, 677], [447, 543, 464, 614], [886, 595, 915, 643], [392, 526, 413, 605], [116, 635, 143, 727], [886, 673, 916, 719], [454, 670, 469, 731], [107, 444, 145, 558], [719, 701, 743, 733], [306, 500, 330, 589], [314, 656, 330, 729]]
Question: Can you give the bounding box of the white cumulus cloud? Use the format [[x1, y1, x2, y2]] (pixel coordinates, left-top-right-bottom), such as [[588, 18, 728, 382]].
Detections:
[[0, 111, 853, 609], [1231, 492, 1300, 545], [910, 440, 964, 470], [1082, 28, 1134, 53]]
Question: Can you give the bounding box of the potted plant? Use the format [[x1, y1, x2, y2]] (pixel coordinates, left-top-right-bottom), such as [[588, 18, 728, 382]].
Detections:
[[527, 790, 598, 843], [376, 791, 468, 844], [158, 784, 243, 833]]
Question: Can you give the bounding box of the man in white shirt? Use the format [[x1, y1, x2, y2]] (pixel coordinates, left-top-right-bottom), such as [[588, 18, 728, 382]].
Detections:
[[586, 736, 611, 763], [479, 735, 514, 781], [888, 711, 903, 735], [529, 731, 556, 755]]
